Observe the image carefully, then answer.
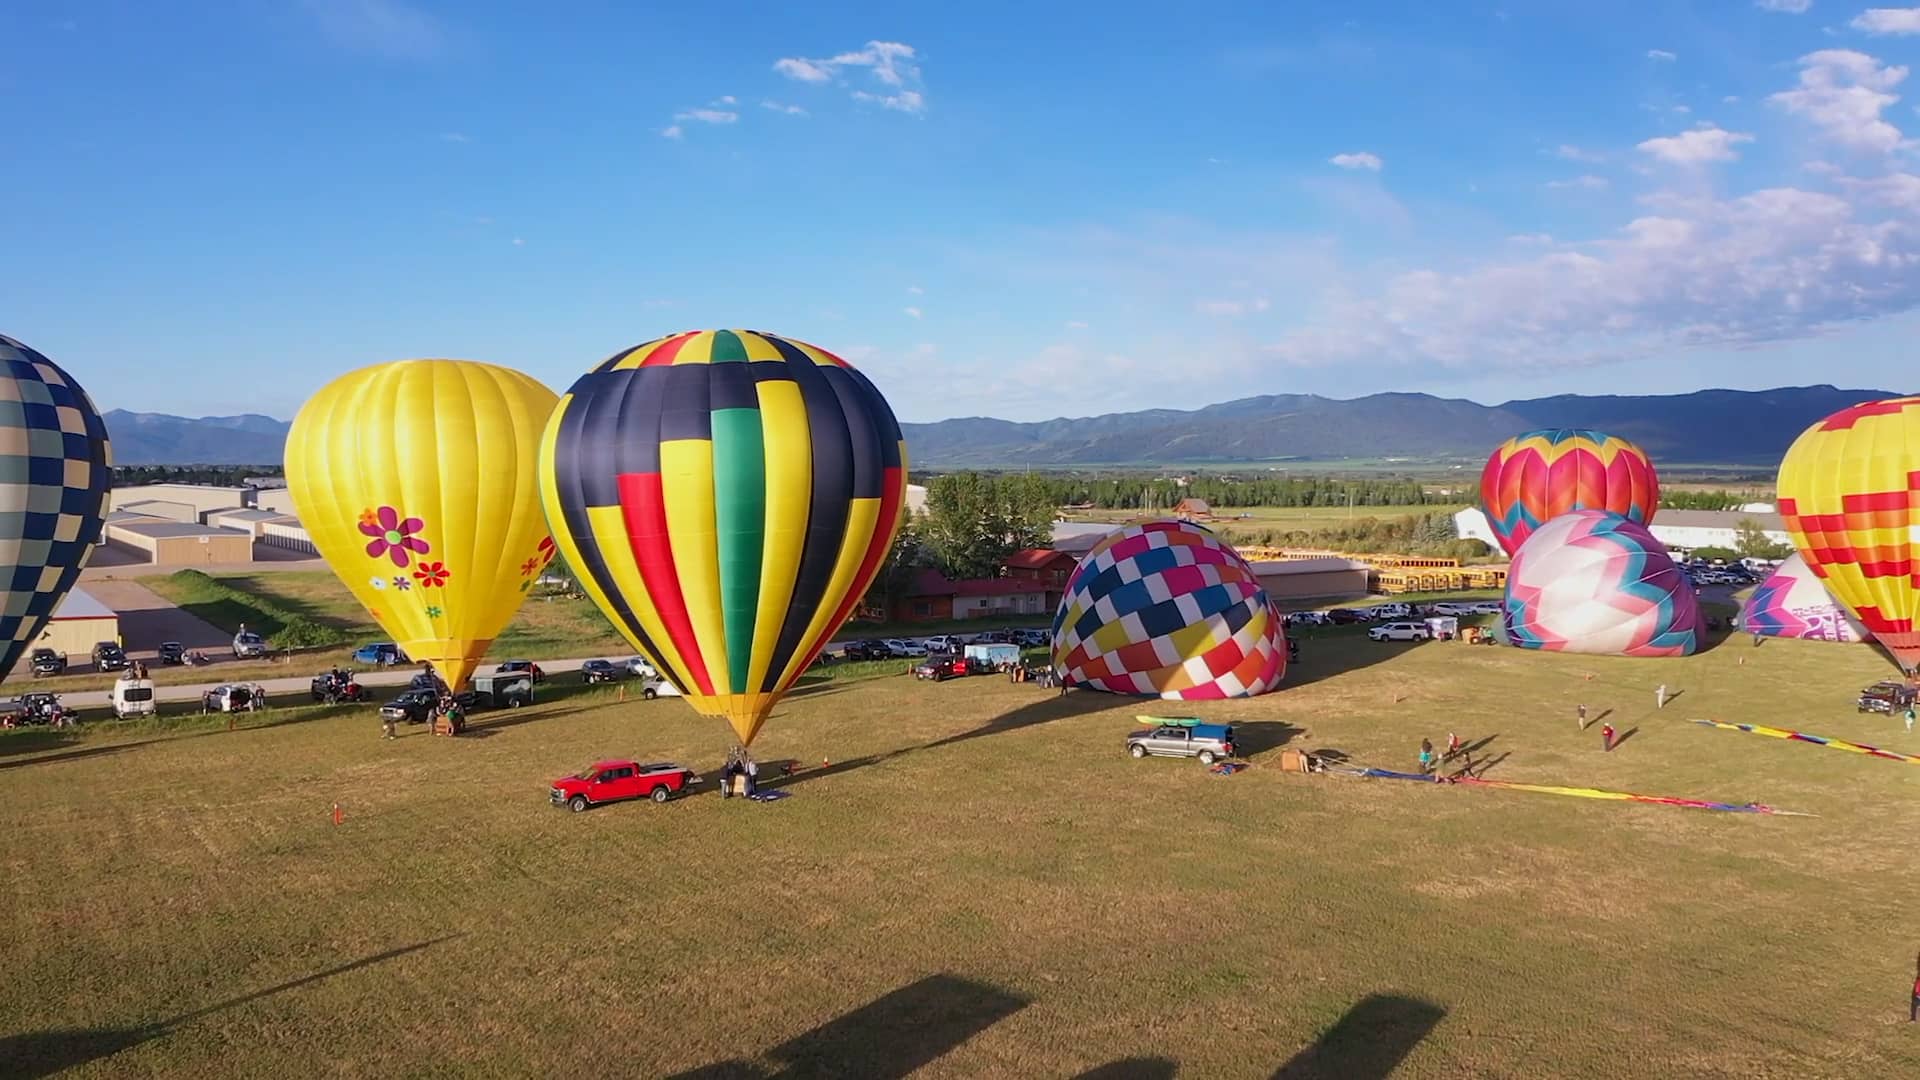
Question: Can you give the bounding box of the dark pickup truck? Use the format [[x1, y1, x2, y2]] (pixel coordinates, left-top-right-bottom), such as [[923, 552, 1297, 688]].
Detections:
[[380, 687, 477, 724]]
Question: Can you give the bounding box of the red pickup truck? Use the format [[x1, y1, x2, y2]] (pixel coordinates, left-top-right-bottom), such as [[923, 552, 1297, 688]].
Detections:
[[550, 760, 697, 812]]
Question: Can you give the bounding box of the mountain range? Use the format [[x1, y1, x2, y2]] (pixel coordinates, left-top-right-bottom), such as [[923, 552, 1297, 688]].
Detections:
[[99, 385, 1901, 467]]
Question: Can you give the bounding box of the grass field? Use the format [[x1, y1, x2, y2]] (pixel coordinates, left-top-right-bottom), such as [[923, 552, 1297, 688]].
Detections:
[[4, 622, 1918, 1077]]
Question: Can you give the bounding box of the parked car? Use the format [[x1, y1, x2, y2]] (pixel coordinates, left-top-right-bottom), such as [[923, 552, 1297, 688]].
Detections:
[[625, 656, 658, 678], [1368, 621, 1433, 643], [379, 687, 476, 724], [353, 642, 408, 666], [1284, 611, 1329, 627], [201, 684, 259, 714], [921, 634, 962, 654], [231, 630, 268, 660], [639, 676, 682, 700], [1009, 628, 1050, 647], [580, 659, 620, 684], [550, 760, 697, 812], [1125, 720, 1237, 765], [1857, 681, 1917, 714], [91, 641, 128, 672], [1430, 602, 1478, 616], [496, 659, 545, 683], [2, 692, 71, 725], [112, 676, 156, 719], [472, 672, 534, 709], [310, 670, 367, 704], [883, 638, 925, 656], [156, 641, 186, 666], [1367, 603, 1413, 620], [29, 648, 65, 677], [1325, 609, 1364, 625], [842, 640, 895, 661], [913, 657, 957, 682]]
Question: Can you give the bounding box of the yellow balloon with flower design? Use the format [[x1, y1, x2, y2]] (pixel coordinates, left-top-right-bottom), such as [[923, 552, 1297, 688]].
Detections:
[[284, 359, 559, 689]]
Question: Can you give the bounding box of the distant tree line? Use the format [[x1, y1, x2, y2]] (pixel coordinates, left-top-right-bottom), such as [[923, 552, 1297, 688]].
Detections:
[[1238, 511, 1491, 562], [936, 473, 1468, 510], [1658, 489, 1770, 511], [113, 465, 283, 487]]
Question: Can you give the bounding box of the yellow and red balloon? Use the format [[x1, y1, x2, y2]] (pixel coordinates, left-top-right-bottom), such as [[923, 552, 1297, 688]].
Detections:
[[1479, 429, 1660, 556], [538, 330, 908, 747], [1777, 396, 1920, 671], [285, 360, 559, 689]]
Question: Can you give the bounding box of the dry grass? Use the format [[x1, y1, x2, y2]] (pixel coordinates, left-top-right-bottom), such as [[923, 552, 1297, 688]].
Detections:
[[2, 628, 1918, 1077]]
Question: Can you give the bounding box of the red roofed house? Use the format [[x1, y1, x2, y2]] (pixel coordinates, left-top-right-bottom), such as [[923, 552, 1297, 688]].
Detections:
[[1173, 497, 1212, 519], [1002, 548, 1081, 610], [894, 568, 1054, 623]]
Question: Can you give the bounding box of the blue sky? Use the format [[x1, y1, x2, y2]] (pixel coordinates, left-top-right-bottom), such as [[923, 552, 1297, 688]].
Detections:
[[5, 0, 1920, 423]]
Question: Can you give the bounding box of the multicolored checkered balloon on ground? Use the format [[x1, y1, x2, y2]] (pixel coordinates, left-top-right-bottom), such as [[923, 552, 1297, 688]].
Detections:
[[1051, 520, 1286, 698], [1503, 510, 1700, 657], [1739, 553, 1871, 643], [1777, 396, 1920, 671], [0, 335, 111, 685], [1480, 429, 1659, 556]]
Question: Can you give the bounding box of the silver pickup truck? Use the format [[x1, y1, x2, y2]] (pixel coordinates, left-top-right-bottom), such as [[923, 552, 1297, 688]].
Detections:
[[1126, 721, 1237, 764]]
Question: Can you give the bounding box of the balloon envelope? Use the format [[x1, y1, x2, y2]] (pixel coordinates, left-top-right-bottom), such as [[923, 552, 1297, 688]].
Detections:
[[1480, 429, 1659, 556], [285, 360, 559, 689], [1740, 553, 1871, 643], [1502, 510, 1700, 657], [1777, 396, 1920, 670], [538, 330, 908, 747], [1052, 520, 1286, 698], [0, 335, 111, 684]]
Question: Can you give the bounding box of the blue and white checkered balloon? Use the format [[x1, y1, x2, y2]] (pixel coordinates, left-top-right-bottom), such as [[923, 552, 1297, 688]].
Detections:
[[0, 335, 111, 684]]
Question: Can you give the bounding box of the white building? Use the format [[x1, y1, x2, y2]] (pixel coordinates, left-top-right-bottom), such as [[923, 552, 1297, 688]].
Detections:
[[255, 488, 300, 515], [1453, 507, 1790, 554], [905, 484, 927, 515]]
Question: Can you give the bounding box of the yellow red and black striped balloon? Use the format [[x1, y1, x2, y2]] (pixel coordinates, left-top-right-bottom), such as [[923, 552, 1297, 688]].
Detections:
[[1777, 396, 1920, 671], [537, 330, 908, 746]]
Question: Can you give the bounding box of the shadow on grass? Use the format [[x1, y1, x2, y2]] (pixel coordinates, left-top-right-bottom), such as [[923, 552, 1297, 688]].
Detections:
[[0, 728, 83, 759], [666, 973, 1030, 1080], [1234, 721, 1304, 756], [1612, 726, 1639, 750], [1074, 1059, 1178, 1080], [0, 934, 462, 1079], [1270, 993, 1446, 1080], [1276, 632, 1405, 690]]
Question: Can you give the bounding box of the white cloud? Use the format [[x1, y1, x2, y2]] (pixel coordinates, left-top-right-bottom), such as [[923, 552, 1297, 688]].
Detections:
[[853, 89, 926, 114], [303, 0, 447, 60], [774, 57, 833, 82], [1647, 49, 1678, 61], [903, 306, 922, 319], [660, 125, 683, 140], [1852, 8, 1920, 34], [439, 131, 471, 143], [1637, 124, 1756, 164], [511, 237, 524, 247], [1065, 320, 1090, 329], [1196, 298, 1271, 316], [1755, 0, 1812, 12], [775, 40, 927, 112], [1329, 151, 1383, 171], [1264, 174, 1920, 374], [1723, 95, 1742, 104], [716, 95, 737, 105], [906, 285, 924, 295], [1546, 174, 1610, 190], [1555, 144, 1605, 162], [1768, 50, 1910, 153], [1507, 233, 1555, 245], [674, 107, 738, 125], [761, 100, 808, 116]]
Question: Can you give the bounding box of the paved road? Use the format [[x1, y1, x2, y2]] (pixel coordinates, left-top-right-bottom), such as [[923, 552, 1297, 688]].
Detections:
[[58, 656, 619, 711], [79, 579, 235, 657]]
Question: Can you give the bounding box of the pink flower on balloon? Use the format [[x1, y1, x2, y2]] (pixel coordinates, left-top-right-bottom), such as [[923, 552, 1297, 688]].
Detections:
[[360, 506, 429, 567]]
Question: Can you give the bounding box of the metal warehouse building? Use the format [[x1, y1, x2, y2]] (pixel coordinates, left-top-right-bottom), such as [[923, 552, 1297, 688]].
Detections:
[[104, 521, 254, 565], [205, 507, 290, 538], [1249, 557, 1373, 604], [36, 586, 120, 662]]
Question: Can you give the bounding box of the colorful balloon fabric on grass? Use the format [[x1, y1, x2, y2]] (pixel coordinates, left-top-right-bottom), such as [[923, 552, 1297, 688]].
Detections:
[[1502, 509, 1700, 657], [1051, 520, 1286, 698], [1739, 553, 1871, 643], [285, 359, 559, 690], [539, 330, 908, 748], [0, 335, 111, 685], [1776, 396, 1920, 671], [1480, 429, 1659, 556]]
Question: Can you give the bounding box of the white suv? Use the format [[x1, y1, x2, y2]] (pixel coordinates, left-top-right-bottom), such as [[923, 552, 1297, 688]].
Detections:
[[1368, 621, 1432, 642]]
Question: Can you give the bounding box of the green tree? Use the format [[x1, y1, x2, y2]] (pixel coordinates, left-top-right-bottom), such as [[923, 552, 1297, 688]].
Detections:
[[1733, 518, 1791, 560], [922, 472, 1056, 579]]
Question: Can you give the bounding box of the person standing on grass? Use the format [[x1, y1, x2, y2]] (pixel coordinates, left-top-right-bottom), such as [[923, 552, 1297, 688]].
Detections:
[[1907, 706, 1915, 735], [1418, 739, 1435, 776], [1656, 684, 1668, 710], [1602, 722, 1616, 753], [1911, 957, 1920, 1021], [1577, 703, 1588, 729], [381, 710, 395, 740], [1445, 731, 1461, 761]]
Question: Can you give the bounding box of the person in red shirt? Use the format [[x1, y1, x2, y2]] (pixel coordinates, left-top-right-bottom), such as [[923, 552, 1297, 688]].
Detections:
[[1601, 722, 1616, 753], [1911, 960, 1920, 1021]]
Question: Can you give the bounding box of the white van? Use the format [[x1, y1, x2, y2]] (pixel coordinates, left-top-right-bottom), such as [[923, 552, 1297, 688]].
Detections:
[[112, 676, 157, 719]]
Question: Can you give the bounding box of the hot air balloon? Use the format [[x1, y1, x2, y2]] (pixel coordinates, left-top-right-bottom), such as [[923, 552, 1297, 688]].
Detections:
[[0, 335, 111, 684], [1052, 520, 1287, 698], [285, 360, 558, 690], [1739, 553, 1872, 643], [538, 330, 908, 748], [1480, 429, 1660, 556], [1502, 510, 1700, 657], [1777, 395, 1920, 670]]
